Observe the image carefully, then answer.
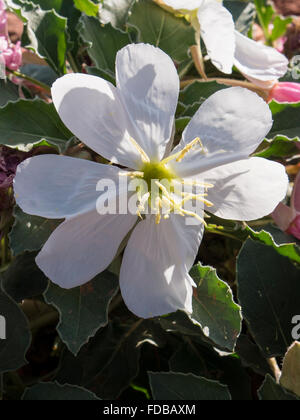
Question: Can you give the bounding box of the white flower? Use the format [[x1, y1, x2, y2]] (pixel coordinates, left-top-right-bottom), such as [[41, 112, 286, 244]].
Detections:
[[161, 0, 288, 86], [14, 44, 288, 319]]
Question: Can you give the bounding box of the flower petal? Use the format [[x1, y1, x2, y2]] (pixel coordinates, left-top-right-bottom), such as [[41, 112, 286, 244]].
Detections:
[[169, 87, 272, 178], [14, 155, 126, 219], [116, 44, 179, 161], [202, 157, 288, 221], [36, 211, 137, 289], [162, 0, 203, 10], [52, 73, 145, 169], [197, 0, 235, 74], [234, 31, 288, 87], [120, 215, 204, 318], [292, 171, 300, 213], [272, 202, 295, 231]]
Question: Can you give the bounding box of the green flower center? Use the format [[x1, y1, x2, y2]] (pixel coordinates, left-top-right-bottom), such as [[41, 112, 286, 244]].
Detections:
[[141, 161, 175, 191]]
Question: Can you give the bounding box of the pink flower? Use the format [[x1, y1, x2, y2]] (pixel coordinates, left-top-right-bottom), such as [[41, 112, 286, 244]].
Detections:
[[268, 82, 300, 103], [4, 40, 22, 70], [0, 36, 22, 71], [0, 0, 7, 35], [272, 172, 300, 240]]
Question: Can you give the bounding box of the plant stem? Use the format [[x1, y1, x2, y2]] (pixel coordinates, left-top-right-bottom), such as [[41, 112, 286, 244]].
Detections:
[[190, 42, 207, 80], [206, 224, 243, 242], [180, 77, 270, 100], [7, 69, 51, 94], [67, 51, 80, 73]]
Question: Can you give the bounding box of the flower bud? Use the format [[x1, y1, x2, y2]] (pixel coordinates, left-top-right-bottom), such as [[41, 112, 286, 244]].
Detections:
[[268, 82, 300, 103]]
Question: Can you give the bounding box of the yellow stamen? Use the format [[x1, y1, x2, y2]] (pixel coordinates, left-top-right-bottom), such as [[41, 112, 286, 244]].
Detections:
[[178, 209, 207, 226], [129, 137, 150, 163], [137, 192, 150, 219], [180, 193, 214, 208], [161, 137, 206, 165], [155, 196, 162, 225], [119, 171, 144, 178]]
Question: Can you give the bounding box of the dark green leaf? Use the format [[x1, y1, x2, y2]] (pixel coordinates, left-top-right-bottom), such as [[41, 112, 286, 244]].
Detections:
[[0, 99, 73, 150], [148, 372, 231, 400], [237, 239, 300, 357], [22, 382, 100, 400], [179, 81, 228, 109], [0, 80, 19, 107], [57, 320, 146, 399], [258, 374, 299, 400], [0, 285, 31, 373], [128, 0, 195, 62], [267, 102, 300, 141], [169, 341, 252, 400], [178, 81, 228, 118], [79, 16, 130, 78], [20, 4, 71, 75], [44, 270, 119, 355], [190, 263, 242, 352], [235, 334, 273, 376], [1, 252, 48, 302], [9, 206, 62, 256]]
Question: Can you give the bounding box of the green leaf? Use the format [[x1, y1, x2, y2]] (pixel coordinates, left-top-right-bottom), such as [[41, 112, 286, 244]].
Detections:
[[19, 0, 64, 11], [100, 0, 135, 29], [57, 320, 146, 399], [178, 81, 228, 117], [254, 0, 274, 35], [9, 207, 62, 257], [44, 270, 119, 355], [0, 99, 73, 150], [79, 16, 130, 79], [159, 310, 211, 340], [14, 1, 82, 58], [1, 252, 48, 302], [258, 375, 299, 400], [22, 382, 100, 400], [169, 341, 252, 400], [247, 225, 300, 265], [190, 263, 242, 352], [270, 16, 292, 42], [235, 334, 273, 376], [267, 102, 300, 141], [0, 284, 31, 373], [237, 239, 300, 357], [255, 135, 300, 159], [74, 0, 99, 16], [0, 80, 19, 107], [148, 372, 231, 400], [128, 0, 195, 62], [224, 1, 256, 35], [20, 4, 71, 75]]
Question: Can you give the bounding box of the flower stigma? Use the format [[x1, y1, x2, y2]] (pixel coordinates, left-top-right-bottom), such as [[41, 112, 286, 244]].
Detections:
[[122, 137, 214, 225]]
